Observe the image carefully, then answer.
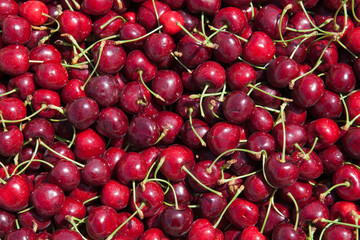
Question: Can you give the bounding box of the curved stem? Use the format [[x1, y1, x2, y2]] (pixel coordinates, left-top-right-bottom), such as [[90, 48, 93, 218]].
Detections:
[[287, 192, 299, 231], [0, 88, 17, 98], [205, 25, 227, 42], [100, 16, 125, 30], [319, 181, 351, 202], [262, 153, 278, 189], [151, 0, 161, 31], [238, 56, 267, 70], [299, 1, 328, 34], [138, 70, 165, 102], [81, 41, 105, 90], [278, 4, 292, 45], [319, 219, 338, 240], [42, 13, 60, 33], [83, 195, 100, 205], [280, 102, 287, 163], [213, 185, 244, 229], [182, 166, 223, 197], [144, 178, 179, 209], [1, 105, 47, 123], [132, 181, 144, 219], [352, 0, 360, 22], [64, 0, 74, 11], [170, 52, 192, 73], [218, 170, 260, 185], [188, 108, 206, 147], [248, 84, 293, 102], [0, 161, 9, 179], [260, 190, 277, 234], [199, 84, 210, 118]]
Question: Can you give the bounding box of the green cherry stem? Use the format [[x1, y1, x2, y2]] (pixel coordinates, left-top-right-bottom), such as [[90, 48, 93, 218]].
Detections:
[[0, 88, 17, 98], [83, 195, 100, 205], [132, 181, 144, 219], [319, 181, 351, 202], [213, 185, 245, 229], [318, 219, 338, 240], [262, 153, 278, 189], [100, 16, 126, 30], [260, 190, 277, 234], [248, 84, 293, 102], [217, 170, 261, 185], [287, 192, 299, 231], [199, 84, 210, 118], [278, 4, 292, 46], [188, 108, 207, 147], [144, 178, 179, 209], [138, 70, 165, 102], [352, 0, 360, 22]]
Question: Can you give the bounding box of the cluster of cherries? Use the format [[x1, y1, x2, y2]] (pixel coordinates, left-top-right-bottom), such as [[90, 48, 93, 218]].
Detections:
[[1, 0, 360, 239]]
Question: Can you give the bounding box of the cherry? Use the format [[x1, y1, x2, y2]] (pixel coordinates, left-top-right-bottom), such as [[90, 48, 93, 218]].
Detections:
[[165, 181, 192, 205], [187, 160, 221, 193], [124, 50, 157, 83], [226, 62, 256, 91], [29, 44, 62, 72], [186, 218, 216, 240], [95, 107, 128, 139], [223, 91, 255, 125], [60, 79, 86, 105], [74, 128, 106, 162], [82, 0, 113, 15], [137, 0, 171, 31], [285, 103, 307, 125], [118, 22, 147, 49], [53, 196, 86, 228], [101, 180, 129, 211], [19, 0, 48, 26], [47, 160, 80, 192], [115, 212, 145, 239], [32, 89, 61, 119], [0, 0, 18, 24], [225, 197, 259, 229], [246, 107, 273, 133], [159, 11, 184, 35], [180, 118, 209, 149], [23, 118, 55, 148], [291, 73, 325, 108], [0, 126, 24, 158], [35, 61, 69, 91], [159, 144, 195, 182], [242, 31, 276, 66], [7, 73, 36, 101], [243, 173, 272, 202], [212, 7, 247, 34], [272, 222, 306, 240], [160, 205, 194, 237], [116, 152, 147, 185], [309, 90, 342, 119], [86, 205, 119, 240], [330, 201, 360, 226], [254, 4, 288, 40], [118, 81, 151, 115], [2, 16, 31, 45], [139, 228, 169, 240], [0, 210, 15, 238], [332, 164, 360, 201], [266, 56, 300, 89], [0, 45, 29, 76], [92, 10, 123, 39], [211, 31, 242, 64], [51, 229, 83, 240], [65, 97, 100, 130], [345, 90, 360, 126], [81, 156, 111, 186], [85, 74, 121, 107], [151, 70, 183, 106], [264, 152, 299, 188], [145, 33, 175, 63], [306, 118, 340, 150], [307, 40, 338, 72], [30, 183, 65, 217], [18, 209, 51, 231], [325, 63, 356, 94], [322, 225, 354, 240], [207, 122, 241, 156], [155, 111, 183, 145], [0, 97, 27, 122], [59, 10, 92, 43], [127, 114, 160, 148], [240, 226, 266, 240], [186, 0, 220, 15], [69, 183, 99, 203], [43, 141, 75, 168], [4, 227, 37, 240], [258, 202, 290, 236], [271, 122, 307, 154], [0, 175, 30, 212], [246, 132, 276, 161], [298, 200, 329, 229], [250, 84, 282, 109]]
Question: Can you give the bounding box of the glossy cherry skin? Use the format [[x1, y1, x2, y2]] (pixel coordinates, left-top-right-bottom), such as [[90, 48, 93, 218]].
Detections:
[[298, 200, 329, 229], [131, 181, 164, 218], [2, 16, 31, 45], [118, 22, 147, 49], [53, 196, 86, 228], [226, 62, 256, 91], [246, 107, 273, 133], [86, 205, 119, 240], [342, 128, 360, 160], [258, 203, 289, 236], [332, 164, 360, 201], [343, 27, 360, 55], [65, 97, 99, 130], [18, 209, 51, 231], [291, 73, 325, 108], [272, 222, 306, 240], [266, 56, 300, 88], [22, 118, 55, 148], [116, 152, 147, 185], [43, 141, 75, 168], [186, 218, 216, 240], [180, 118, 209, 149], [306, 118, 340, 150], [32, 89, 61, 119], [139, 228, 169, 240], [165, 181, 192, 205], [292, 149, 323, 181], [309, 90, 343, 119], [4, 227, 37, 240], [137, 0, 170, 31], [246, 132, 276, 161], [212, 7, 247, 34], [159, 11, 184, 35], [124, 50, 157, 83], [0, 210, 15, 238], [0, 175, 29, 212], [35, 61, 68, 91], [58, 10, 92, 43], [223, 91, 255, 125], [207, 122, 241, 156], [155, 111, 183, 145], [187, 160, 221, 193], [250, 84, 282, 109], [242, 31, 276, 66], [151, 70, 183, 106], [193, 61, 225, 93], [265, 152, 299, 189], [118, 81, 151, 115], [19, 0, 48, 25], [0, 45, 29, 76], [0, 0, 18, 24], [7, 73, 36, 101], [101, 180, 129, 211], [322, 225, 354, 240], [81, 0, 113, 15], [92, 10, 123, 39], [47, 160, 80, 192], [0, 127, 23, 158], [95, 107, 128, 139], [186, 0, 220, 15], [330, 201, 360, 226], [244, 173, 273, 202], [307, 40, 338, 72], [85, 74, 120, 107], [271, 122, 307, 154], [69, 183, 98, 203], [51, 229, 83, 240], [145, 33, 175, 63], [29, 44, 62, 72], [115, 212, 144, 239], [160, 205, 194, 237], [127, 114, 160, 148], [255, 4, 288, 40], [325, 63, 356, 94], [82, 156, 111, 186], [211, 31, 242, 64], [93, 42, 126, 75], [159, 144, 195, 182], [240, 226, 266, 240], [226, 198, 259, 229], [30, 183, 65, 217], [346, 90, 360, 125], [74, 128, 106, 162]]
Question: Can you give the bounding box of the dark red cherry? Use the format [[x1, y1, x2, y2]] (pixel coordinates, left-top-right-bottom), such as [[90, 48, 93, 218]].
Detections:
[[211, 31, 242, 64], [306, 118, 340, 150], [95, 107, 128, 139], [4, 227, 37, 240], [2, 16, 31, 45], [43, 141, 75, 169], [116, 152, 147, 185], [86, 205, 119, 240], [326, 63, 356, 94], [115, 212, 144, 239], [180, 118, 209, 149], [212, 7, 247, 34], [159, 11, 184, 35], [0, 45, 29, 76], [32, 89, 61, 119], [160, 205, 194, 237], [247, 132, 276, 160], [309, 90, 342, 119], [23, 118, 55, 148], [242, 31, 276, 66], [307, 40, 338, 72], [65, 97, 99, 130], [255, 4, 288, 39], [246, 107, 274, 133], [225, 198, 259, 229], [82, 156, 111, 186], [155, 111, 183, 146], [151, 70, 183, 106], [226, 62, 256, 91], [258, 202, 289, 236], [30, 183, 65, 217], [0, 0, 18, 24], [35, 61, 68, 91], [291, 73, 325, 108], [345, 90, 360, 126], [124, 50, 157, 83], [332, 164, 360, 201], [127, 114, 160, 148], [271, 122, 307, 154], [51, 229, 83, 240], [272, 222, 306, 240], [118, 22, 147, 49], [0, 127, 23, 158], [0, 175, 30, 212], [101, 180, 129, 211], [186, 218, 216, 240], [81, 0, 113, 15], [60, 79, 86, 105], [85, 75, 121, 107], [223, 91, 255, 125], [322, 225, 354, 240], [118, 81, 151, 115], [137, 0, 170, 31], [266, 56, 300, 89], [47, 160, 80, 192], [244, 173, 272, 202], [207, 122, 241, 156], [18, 209, 51, 231], [186, 0, 220, 15], [93, 10, 123, 39], [0, 210, 15, 238], [74, 128, 106, 162], [58, 10, 92, 43], [298, 200, 329, 229], [7, 73, 36, 101], [145, 33, 175, 63]]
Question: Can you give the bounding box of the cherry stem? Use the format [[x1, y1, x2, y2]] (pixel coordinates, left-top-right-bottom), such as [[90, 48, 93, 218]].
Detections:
[[0, 113, 7, 132], [299, 1, 328, 34], [1, 104, 47, 123], [279, 102, 287, 163], [68, 125, 76, 148], [116, 25, 163, 45], [154, 124, 171, 145], [100, 16, 126, 30], [187, 108, 207, 147], [320, 218, 360, 229], [319, 219, 338, 240], [218, 170, 261, 185], [154, 157, 165, 179], [0, 161, 9, 179], [138, 70, 165, 102], [250, 2, 255, 20], [278, 4, 292, 46], [333, 0, 347, 31], [71, 0, 81, 9], [14, 159, 54, 176], [256, 105, 280, 113], [39, 139, 85, 168], [83, 195, 100, 205], [144, 178, 179, 209], [294, 143, 308, 160], [274, 31, 318, 43], [352, 0, 360, 22], [42, 13, 60, 33], [132, 180, 144, 219], [182, 166, 223, 197], [307, 137, 318, 156], [16, 138, 39, 175], [189, 92, 229, 99], [260, 190, 277, 234], [81, 41, 106, 90], [18, 206, 35, 214], [170, 52, 192, 73], [248, 84, 293, 102], [205, 25, 228, 43], [262, 153, 278, 189], [151, 0, 161, 31], [64, 0, 74, 11], [208, 25, 248, 43], [208, 148, 265, 173], [176, 22, 217, 48], [337, 39, 358, 59], [201, 12, 207, 38], [353, 210, 360, 240], [0, 88, 17, 98], [143, 161, 157, 183], [213, 185, 244, 229], [106, 203, 146, 240], [0, 177, 6, 185], [199, 85, 210, 118], [238, 56, 267, 70], [287, 192, 299, 231], [67, 216, 87, 240], [319, 181, 351, 202]]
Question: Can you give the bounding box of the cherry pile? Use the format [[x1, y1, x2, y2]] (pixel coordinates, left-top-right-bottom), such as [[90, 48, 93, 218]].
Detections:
[[1, 0, 360, 239]]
